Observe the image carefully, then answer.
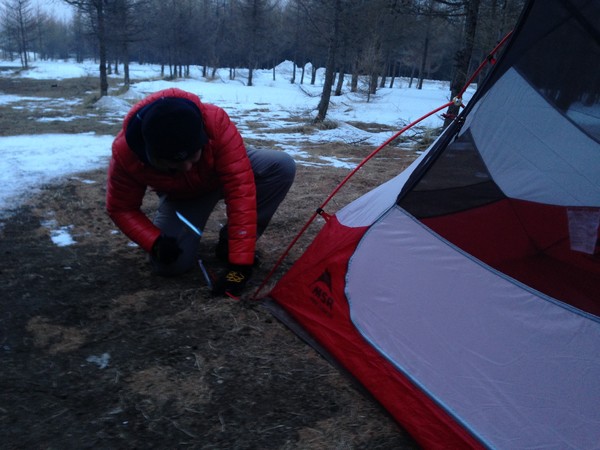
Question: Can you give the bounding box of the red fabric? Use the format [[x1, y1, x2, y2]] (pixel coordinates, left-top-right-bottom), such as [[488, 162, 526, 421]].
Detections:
[[510, 200, 600, 274], [421, 199, 537, 265], [270, 217, 483, 449], [106, 88, 257, 265], [496, 255, 600, 315], [423, 199, 600, 315]]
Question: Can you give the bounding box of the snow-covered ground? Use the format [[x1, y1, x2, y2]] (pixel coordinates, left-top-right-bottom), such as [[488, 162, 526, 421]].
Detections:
[[0, 58, 471, 225]]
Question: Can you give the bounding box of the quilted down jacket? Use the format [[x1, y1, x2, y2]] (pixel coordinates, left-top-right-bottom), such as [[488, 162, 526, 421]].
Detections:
[[106, 88, 257, 265]]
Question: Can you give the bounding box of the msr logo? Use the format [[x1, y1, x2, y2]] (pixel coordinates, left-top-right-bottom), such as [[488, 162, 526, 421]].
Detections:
[[309, 270, 335, 318]]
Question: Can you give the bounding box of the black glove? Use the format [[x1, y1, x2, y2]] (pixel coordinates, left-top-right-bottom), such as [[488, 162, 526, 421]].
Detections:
[[212, 264, 253, 298], [151, 235, 182, 264]]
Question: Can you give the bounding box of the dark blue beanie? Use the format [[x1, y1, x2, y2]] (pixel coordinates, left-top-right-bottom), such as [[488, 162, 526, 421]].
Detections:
[[141, 97, 208, 162]]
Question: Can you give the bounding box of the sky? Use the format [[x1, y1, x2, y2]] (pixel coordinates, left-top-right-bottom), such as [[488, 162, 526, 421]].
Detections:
[[0, 58, 473, 242], [32, 0, 75, 20]]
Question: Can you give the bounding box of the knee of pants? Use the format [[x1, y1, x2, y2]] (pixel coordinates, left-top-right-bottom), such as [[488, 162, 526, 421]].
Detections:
[[277, 152, 297, 182], [248, 148, 296, 188]]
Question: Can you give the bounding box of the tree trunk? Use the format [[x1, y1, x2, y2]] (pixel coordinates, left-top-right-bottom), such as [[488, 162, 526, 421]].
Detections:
[[315, 0, 341, 123], [369, 72, 377, 95], [443, 0, 480, 128], [417, 31, 429, 89], [96, 1, 108, 97], [417, 33, 429, 90], [315, 54, 336, 122], [334, 69, 344, 96], [291, 61, 296, 84], [408, 64, 416, 88], [18, 7, 29, 68], [124, 60, 130, 86], [418, 1, 434, 90], [351, 71, 358, 92], [389, 61, 397, 88]]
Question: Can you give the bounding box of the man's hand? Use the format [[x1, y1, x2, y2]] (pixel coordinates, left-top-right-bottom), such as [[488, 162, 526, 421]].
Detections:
[[151, 235, 182, 264], [212, 264, 253, 298]]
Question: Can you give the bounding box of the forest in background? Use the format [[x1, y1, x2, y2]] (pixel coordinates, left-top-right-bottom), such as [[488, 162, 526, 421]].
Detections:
[[1, 0, 525, 122]]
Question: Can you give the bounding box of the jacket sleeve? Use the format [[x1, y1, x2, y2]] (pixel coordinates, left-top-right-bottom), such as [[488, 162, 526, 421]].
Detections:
[[106, 132, 160, 252], [209, 106, 257, 265]]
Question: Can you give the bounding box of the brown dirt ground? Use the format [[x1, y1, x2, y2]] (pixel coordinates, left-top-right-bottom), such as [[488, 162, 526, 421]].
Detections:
[[0, 72, 425, 449]]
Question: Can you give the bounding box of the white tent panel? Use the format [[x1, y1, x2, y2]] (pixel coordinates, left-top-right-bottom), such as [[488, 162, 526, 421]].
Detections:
[[336, 150, 429, 227], [465, 68, 600, 206], [346, 206, 600, 449]]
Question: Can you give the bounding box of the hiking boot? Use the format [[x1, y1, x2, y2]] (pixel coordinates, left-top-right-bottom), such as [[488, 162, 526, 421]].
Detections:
[[211, 264, 253, 298]]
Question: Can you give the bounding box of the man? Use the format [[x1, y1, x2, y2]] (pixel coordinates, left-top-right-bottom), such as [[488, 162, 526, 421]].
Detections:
[[106, 87, 296, 297]]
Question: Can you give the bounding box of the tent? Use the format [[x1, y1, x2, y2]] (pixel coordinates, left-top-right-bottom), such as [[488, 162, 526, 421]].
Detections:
[[264, 0, 600, 448]]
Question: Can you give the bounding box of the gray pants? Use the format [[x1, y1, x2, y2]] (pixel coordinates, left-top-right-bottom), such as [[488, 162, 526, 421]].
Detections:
[[151, 148, 296, 275]]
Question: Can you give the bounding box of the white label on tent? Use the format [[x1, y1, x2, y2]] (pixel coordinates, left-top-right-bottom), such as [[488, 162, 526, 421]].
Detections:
[[567, 207, 600, 254]]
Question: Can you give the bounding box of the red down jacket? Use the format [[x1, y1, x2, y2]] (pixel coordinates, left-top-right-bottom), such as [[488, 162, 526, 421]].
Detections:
[[106, 88, 257, 266]]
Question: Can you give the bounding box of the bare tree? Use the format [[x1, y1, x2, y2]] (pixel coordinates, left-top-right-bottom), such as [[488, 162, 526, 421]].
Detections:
[[311, 0, 341, 123], [70, 10, 90, 62], [142, 0, 204, 79], [104, 0, 149, 86], [358, 39, 382, 101], [344, 1, 409, 98], [442, 0, 481, 128], [197, 0, 226, 77], [33, 12, 73, 60], [282, 0, 309, 84], [63, 0, 109, 96], [415, 0, 434, 89], [1, 0, 36, 68], [235, 0, 279, 86], [474, 0, 524, 83]]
